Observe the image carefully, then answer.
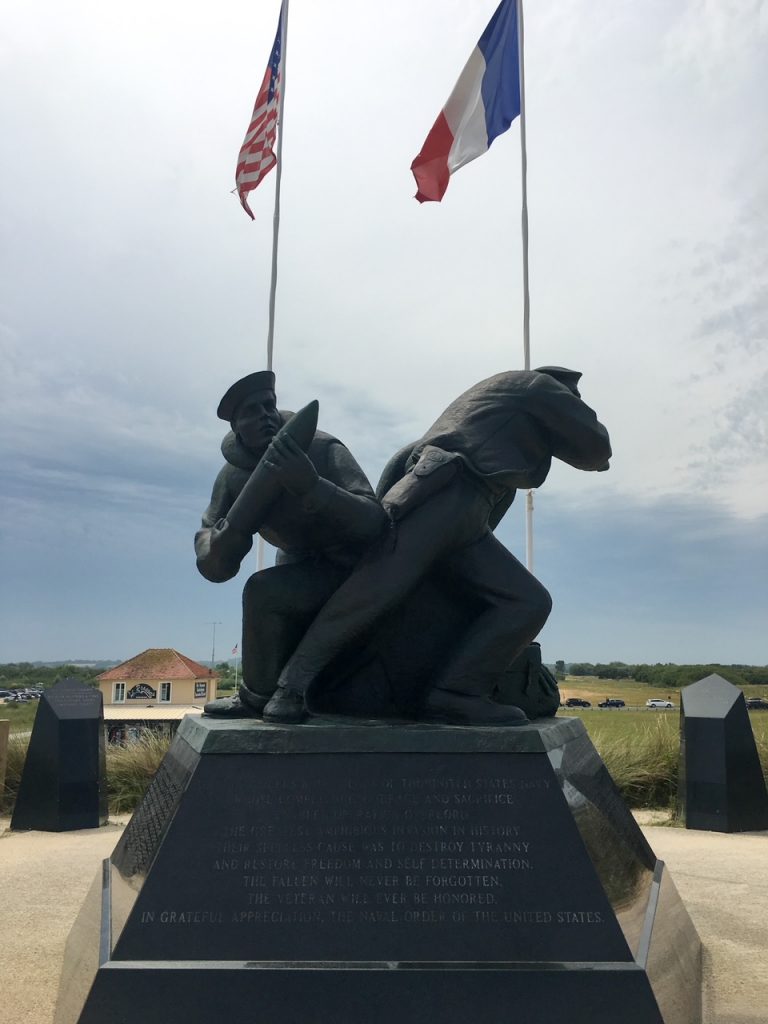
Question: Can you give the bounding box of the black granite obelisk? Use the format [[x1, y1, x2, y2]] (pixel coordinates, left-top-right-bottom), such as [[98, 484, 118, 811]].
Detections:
[[11, 678, 108, 832], [678, 673, 768, 833]]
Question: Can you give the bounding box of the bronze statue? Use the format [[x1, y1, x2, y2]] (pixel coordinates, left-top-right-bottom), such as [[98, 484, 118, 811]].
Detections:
[[197, 367, 611, 727], [196, 371, 387, 717]]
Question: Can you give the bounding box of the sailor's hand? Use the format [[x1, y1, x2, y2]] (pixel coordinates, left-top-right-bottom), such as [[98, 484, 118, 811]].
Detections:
[[262, 435, 319, 496]]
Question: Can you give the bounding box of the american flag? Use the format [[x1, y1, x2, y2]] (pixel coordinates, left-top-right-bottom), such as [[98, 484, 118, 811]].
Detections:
[[235, 8, 283, 219]]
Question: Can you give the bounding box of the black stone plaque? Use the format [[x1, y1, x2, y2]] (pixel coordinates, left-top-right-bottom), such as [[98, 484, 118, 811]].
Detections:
[[112, 752, 629, 963], [11, 678, 107, 832], [678, 673, 768, 833], [56, 717, 702, 1024]]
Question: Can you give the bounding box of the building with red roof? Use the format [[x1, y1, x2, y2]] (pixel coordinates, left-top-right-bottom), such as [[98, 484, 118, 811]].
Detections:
[[96, 649, 217, 733]]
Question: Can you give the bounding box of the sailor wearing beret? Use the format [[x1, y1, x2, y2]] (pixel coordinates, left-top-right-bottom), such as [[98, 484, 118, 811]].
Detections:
[[195, 370, 386, 717]]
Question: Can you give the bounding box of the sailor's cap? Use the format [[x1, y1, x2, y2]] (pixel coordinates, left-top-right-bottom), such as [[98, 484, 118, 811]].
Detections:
[[217, 371, 276, 421]]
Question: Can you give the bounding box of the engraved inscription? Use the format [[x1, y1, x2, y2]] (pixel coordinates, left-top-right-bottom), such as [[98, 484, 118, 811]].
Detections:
[[48, 689, 100, 708], [148, 771, 599, 931], [122, 752, 626, 963]]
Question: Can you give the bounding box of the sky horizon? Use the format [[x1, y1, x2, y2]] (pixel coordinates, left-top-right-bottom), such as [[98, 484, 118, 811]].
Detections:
[[1, 0, 766, 667]]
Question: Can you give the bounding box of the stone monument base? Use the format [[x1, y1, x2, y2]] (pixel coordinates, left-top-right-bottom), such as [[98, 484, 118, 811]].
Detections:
[[12, 678, 107, 832], [678, 673, 768, 832], [56, 715, 701, 1024]]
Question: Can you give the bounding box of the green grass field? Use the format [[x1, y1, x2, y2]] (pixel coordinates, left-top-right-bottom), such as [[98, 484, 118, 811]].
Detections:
[[1, 701, 38, 734], [559, 675, 768, 709], [564, 708, 678, 737], [562, 707, 768, 744], [558, 675, 768, 750]]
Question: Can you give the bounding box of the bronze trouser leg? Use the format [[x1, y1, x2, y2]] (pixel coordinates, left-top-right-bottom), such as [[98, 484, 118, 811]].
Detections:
[[241, 560, 348, 698], [276, 476, 497, 695], [432, 532, 552, 696]]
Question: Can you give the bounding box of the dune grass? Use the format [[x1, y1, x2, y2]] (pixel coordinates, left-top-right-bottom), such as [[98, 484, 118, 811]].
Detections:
[[0, 734, 30, 815], [564, 708, 768, 809], [591, 716, 679, 808], [0, 730, 173, 817], [1, 701, 39, 734], [105, 732, 173, 814]]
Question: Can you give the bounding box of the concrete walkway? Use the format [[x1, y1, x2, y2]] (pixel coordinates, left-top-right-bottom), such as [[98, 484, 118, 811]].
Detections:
[[0, 812, 765, 1024]]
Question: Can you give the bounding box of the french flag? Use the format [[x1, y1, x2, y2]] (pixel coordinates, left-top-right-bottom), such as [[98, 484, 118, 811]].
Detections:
[[411, 0, 521, 203]]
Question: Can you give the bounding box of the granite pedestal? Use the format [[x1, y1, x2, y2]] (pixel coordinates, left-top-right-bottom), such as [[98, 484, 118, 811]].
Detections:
[[678, 673, 768, 832], [11, 679, 107, 832], [56, 715, 701, 1024]]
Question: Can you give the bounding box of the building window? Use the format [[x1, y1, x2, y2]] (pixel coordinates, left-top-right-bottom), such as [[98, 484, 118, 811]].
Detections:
[[113, 682, 125, 703], [160, 682, 171, 703]]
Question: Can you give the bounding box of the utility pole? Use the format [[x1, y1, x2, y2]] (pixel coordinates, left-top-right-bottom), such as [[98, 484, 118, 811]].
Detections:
[[206, 621, 222, 673]]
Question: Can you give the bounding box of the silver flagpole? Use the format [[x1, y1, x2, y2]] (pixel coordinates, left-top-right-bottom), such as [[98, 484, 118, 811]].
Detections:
[[516, 0, 534, 573], [266, 0, 289, 373], [259, 0, 290, 572]]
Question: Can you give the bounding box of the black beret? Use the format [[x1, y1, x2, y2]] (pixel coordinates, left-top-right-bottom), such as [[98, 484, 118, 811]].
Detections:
[[217, 371, 276, 420], [534, 366, 582, 397]]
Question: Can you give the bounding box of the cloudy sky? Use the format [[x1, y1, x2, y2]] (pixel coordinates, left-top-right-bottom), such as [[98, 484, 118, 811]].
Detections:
[[1, 0, 766, 667]]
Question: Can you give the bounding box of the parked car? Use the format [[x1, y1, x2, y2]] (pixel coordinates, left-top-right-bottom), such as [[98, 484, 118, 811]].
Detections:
[[597, 698, 626, 709], [563, 697, 591, 708], [746, 697, 768, 710], [0, 689, 13, 699], [646, 699, 675, 709]]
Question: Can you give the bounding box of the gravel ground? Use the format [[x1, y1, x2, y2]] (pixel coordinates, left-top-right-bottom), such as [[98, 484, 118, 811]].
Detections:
[[0, 812, 766, 1024]]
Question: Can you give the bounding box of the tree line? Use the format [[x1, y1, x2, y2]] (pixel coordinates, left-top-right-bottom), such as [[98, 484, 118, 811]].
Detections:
[[0, 663, 103, 689], [0, 661, 238, 692], [566, 662, 768, 688], [3, 660, 767, 692]]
